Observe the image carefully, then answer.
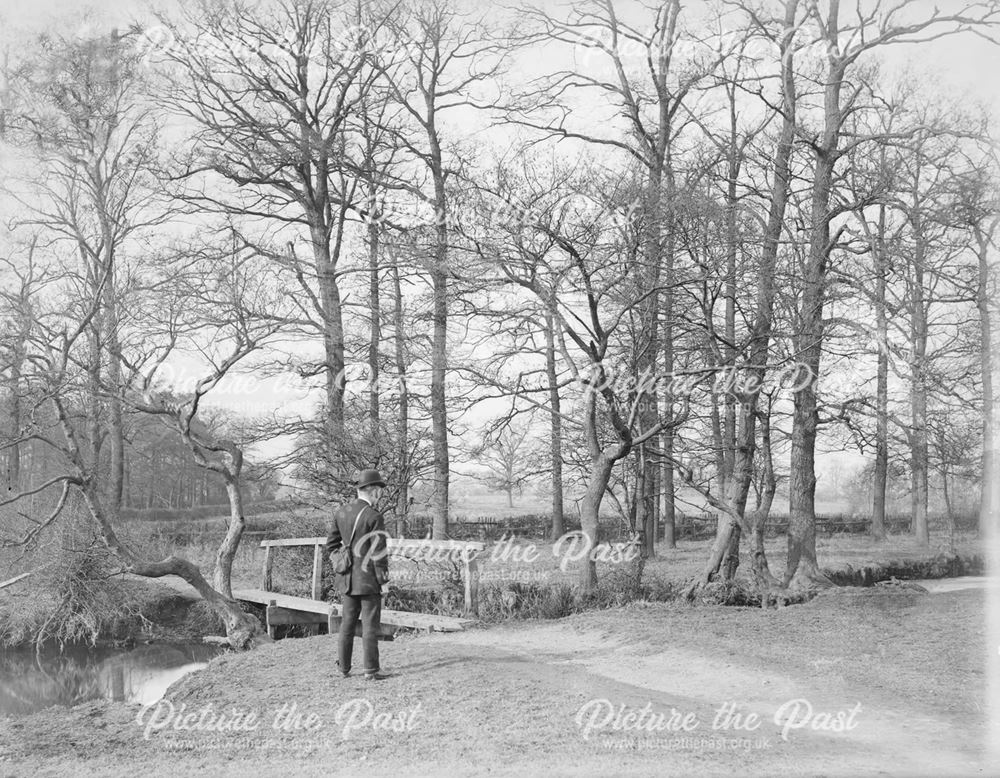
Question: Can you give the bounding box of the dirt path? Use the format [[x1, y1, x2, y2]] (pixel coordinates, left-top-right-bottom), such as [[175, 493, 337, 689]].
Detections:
[[435, 619, 983, 777]]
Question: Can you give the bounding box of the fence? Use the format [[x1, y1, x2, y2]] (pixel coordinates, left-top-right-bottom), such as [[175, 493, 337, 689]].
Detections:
[[136, 509, 977, 546]]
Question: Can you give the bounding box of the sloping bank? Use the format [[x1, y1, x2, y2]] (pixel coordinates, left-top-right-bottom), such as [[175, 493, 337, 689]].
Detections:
[[821, 551, 985, 587]]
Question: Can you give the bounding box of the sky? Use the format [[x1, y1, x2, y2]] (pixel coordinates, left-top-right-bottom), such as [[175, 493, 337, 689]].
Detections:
[[3, 0, 999, 100], [1, 0, 998, 492]]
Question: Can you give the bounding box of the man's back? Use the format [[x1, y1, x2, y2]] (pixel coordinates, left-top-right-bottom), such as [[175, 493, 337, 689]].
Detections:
[[326, 498, 388, 596]]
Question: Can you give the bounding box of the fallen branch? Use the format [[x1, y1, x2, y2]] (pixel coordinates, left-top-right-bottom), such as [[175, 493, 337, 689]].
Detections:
[[0, 571, 33, 591]]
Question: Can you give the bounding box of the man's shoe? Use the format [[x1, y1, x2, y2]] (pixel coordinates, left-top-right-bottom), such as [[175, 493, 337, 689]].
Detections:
[[363, 672, 384, 681]]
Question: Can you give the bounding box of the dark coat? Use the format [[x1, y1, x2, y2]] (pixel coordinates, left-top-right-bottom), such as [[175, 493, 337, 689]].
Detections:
[[325, 498, 389, 596]]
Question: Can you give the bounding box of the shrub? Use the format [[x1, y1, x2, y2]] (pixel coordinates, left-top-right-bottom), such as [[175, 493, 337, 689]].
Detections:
[[477, 581, 578, 621], [695, 580, 761, 607], [0, 545, 161, 648]]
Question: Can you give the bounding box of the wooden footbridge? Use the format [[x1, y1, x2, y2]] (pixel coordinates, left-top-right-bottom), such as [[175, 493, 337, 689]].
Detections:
[[233, 536, 485, 639]]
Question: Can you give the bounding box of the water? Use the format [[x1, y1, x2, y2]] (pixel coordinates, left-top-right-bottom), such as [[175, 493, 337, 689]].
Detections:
[[910, 575, 999, 594], [0, 641, 224, 717]]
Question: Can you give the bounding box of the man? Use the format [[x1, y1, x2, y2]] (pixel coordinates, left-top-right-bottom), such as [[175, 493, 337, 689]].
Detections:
[[325, 469, 390, 681]]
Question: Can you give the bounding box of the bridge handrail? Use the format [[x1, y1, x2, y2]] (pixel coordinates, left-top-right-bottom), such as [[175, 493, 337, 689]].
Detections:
[[258, 535, 484, 615], [258, 536, 486, 552]]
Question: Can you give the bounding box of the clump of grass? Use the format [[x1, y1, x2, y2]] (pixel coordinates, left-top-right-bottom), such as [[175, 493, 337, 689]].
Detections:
[[383, 585, 456, 616], [643, 575, 682, 602], [476, 581, 579, 621], [177, 599, 224, 638], [0, 505, 196, 648], [0, 549, 160, 648], [534, 583, 577, 619], [346, 556, 686, 626], [695, 580, 761, 607], [589, 560, 646, 607]]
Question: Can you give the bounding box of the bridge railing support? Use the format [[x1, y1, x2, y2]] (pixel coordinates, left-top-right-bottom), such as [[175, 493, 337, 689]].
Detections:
[[255, 536, 486, 616]]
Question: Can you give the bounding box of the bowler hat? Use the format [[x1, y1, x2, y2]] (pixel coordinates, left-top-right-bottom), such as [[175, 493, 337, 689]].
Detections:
[[355, 469, 386, 489]]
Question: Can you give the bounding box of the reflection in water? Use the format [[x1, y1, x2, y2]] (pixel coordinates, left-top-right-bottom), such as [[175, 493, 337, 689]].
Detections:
[[911, 575, 998, 594], [0, 642, 223, 717]]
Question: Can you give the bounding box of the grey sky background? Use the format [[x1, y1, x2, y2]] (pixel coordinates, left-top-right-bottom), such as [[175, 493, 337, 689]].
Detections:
[[1, 0, 997, 494], [3, 0, 1000, 104]]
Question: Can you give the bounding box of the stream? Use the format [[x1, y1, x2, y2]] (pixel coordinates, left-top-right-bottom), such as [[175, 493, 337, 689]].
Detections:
[[0, 641, 224, 718], [909, 575, 998, 593]]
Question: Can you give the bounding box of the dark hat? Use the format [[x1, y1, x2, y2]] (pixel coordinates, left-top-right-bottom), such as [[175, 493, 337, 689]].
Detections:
[[355, 469, 386, 489]]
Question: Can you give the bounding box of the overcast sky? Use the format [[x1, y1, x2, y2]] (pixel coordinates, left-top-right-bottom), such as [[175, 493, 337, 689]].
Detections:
[[2, 0, 997, 488]]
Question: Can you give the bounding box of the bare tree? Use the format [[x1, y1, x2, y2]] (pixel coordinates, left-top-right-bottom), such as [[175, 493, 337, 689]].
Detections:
[[370, 0, 505, 538], [475, 164, 671, 591], [954, 158, 1000, 533], [473, 421, 534, 508], [128, 241, 287, 597], [152, 0, 392, 480], [781, 0, 999, 584], [0, 242, 271, 648], [0, 236, 38, 494], [510, 0, 726, 558], [690, 0, 801, 591], [5, 28, 170, 519]]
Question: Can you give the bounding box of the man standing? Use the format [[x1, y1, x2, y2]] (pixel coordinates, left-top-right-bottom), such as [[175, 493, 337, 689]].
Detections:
[[325, 469, 390, 681]]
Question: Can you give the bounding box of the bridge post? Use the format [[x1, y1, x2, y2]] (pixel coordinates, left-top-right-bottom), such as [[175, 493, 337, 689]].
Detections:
[[267, 599, 277, 639], [311, 543, 324, 601], [262, 545, 274, 591], [463, 555, 480, 616]]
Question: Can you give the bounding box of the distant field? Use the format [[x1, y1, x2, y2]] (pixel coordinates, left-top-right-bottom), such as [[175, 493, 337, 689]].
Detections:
[[216, 527, 988, 597]]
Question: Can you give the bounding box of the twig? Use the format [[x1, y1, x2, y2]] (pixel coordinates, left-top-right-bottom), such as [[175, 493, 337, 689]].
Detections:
[[0, 571, 33, 591]]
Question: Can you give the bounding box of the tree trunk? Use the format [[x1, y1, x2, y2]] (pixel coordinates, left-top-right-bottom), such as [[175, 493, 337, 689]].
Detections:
[[312, 230, 347, 467], [392, 261, 409, 538], [544, 306, 565, 540], [975, 224, 998, 534], [787, 353, 823, 586], [660, 203, 676, 550], [6, 343, 23, 491], [429, 143, 450, 539], [578, 452, 615, 593], [636, 147, 663, 558], [750, 403, 780, 589], [720, 526, 742, 581], [716, 90, 740, 558], [909, 221, 930, 546], [941, 463, 956, 550], [696, 0, 799, 589], [213, 478, 246, 599], [660, 431, 675, 547], [786, 17, 843, 589], [104, 247, 125, 518], [368, 210, 381, 428], [872, 204, 889, 540]]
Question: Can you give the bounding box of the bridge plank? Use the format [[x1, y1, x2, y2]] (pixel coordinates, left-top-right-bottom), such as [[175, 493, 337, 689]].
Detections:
[[234, 589, 476, 632]]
